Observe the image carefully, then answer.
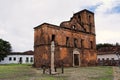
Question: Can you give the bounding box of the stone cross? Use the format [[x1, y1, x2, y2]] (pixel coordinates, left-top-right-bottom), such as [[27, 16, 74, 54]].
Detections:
[[51, 41, 55, 73]]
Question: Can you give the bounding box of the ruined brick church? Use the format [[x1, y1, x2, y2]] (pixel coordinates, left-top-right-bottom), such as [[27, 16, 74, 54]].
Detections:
[[34, 9, 97, 67]]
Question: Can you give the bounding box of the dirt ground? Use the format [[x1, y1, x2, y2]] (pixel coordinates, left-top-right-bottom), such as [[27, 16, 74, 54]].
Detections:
[[113, 67, 120, 80]]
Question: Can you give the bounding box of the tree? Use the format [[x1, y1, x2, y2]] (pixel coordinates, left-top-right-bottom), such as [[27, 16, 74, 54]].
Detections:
[[96, 43, 113, 50], [0, 39, 12, 61]]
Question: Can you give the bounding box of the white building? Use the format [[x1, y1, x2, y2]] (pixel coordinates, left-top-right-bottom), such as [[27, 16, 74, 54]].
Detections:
[[97, 46, 120, 66], [0, 51, 34, 64], [97, 53, 118, 61]]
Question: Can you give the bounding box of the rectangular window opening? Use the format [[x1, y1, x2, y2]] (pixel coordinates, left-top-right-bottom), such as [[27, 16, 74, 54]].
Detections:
[[111, 58, 114, 60], [74, 38, 77, 48], [9, 57, 12, 61], [90, 41, 93, 49], [66, 37, 69, 46], [26, 57, 29, 62], [30, 57, 33, 62], [19, 57, 22, 64], [51, 34, 55, 41], [13, 57, 16, 61], [81, 39, 84, 48], [102, 58, 104, 61]]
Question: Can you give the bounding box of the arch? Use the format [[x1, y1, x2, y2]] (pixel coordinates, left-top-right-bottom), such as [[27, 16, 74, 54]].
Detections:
[[73, 49, 81, 66]]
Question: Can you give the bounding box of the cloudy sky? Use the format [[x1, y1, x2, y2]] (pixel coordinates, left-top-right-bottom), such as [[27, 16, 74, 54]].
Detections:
[[0, 0, 120, 52]]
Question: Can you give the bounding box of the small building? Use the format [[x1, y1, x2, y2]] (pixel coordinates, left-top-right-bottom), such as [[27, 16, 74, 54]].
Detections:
[[0, 51, 34, 64], [34, 9, 97, 68], [97, 46, 120, 66]]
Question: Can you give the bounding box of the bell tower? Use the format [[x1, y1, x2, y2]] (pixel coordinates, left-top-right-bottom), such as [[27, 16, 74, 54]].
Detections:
[[73, 9, 95, 34]]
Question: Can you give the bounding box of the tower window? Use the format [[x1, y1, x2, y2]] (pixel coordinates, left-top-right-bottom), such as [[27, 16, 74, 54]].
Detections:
[[90, 41, 93, 49], [89, 23, 92, 33], [66, 37, 69, 46], [78, 15, 81, 22], [72, 25, 76, 29], [51, 34, 55, 41], [88, 15, 91, 23]]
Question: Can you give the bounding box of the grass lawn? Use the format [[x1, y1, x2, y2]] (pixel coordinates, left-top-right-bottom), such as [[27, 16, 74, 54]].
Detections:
[[0, 64, 113, 80]]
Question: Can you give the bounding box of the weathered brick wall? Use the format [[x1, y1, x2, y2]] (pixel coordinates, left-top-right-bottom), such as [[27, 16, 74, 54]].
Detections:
[[34, 9, 97, 68]]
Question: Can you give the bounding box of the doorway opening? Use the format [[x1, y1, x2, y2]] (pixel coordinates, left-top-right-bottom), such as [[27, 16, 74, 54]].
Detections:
[[74, 54, 79, 66], [73, 49, 80, 66]]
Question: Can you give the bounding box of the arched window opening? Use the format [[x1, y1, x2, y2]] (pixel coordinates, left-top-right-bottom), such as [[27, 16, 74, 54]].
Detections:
[[72, 25, 76, 29]]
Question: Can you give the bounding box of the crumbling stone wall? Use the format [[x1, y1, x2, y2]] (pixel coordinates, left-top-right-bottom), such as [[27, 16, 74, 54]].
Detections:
[[34, 9, 97, 68]]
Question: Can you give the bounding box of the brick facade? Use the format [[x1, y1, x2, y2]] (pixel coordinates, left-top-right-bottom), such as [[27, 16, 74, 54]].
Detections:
[[34, 9, 97, 68]]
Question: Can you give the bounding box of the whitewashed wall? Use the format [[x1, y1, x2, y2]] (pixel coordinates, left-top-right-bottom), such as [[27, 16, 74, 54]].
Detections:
[[0, 55, 34, 64], [97, 54, 118, 60]]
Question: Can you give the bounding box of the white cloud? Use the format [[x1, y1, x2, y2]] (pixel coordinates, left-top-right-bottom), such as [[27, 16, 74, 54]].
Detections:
[[0, 0, 120, 51], [95, 0, 120, 44]]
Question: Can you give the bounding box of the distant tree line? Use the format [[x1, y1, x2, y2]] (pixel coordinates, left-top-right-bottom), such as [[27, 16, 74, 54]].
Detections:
[[96, 43, 119, 50]]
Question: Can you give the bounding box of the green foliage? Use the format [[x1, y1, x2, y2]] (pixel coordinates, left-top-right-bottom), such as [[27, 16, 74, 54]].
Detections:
[[0, 39, 12, 61], [96, 43, 113, 50]]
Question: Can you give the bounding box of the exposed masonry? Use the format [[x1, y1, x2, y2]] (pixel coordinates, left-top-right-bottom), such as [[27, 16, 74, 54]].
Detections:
[[34, 9, 97, 68]]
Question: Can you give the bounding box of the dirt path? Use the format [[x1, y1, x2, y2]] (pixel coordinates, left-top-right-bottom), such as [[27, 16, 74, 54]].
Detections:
[[113, 67, 120, 80]]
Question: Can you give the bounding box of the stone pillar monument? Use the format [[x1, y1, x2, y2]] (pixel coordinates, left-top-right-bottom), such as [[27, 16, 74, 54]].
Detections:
[[51, 41, 55, 73]]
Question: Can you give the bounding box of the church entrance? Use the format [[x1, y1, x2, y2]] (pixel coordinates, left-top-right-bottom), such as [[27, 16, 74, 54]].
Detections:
[[74, 54, 79, 66], [73, 49, 80, 66]]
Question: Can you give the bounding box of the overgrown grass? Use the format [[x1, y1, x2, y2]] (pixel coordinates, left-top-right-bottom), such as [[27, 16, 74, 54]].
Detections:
[[0, 64, 113, 80]]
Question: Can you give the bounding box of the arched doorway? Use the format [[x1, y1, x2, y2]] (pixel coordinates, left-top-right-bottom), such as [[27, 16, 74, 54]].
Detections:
[[73, 49, 80, 66]]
